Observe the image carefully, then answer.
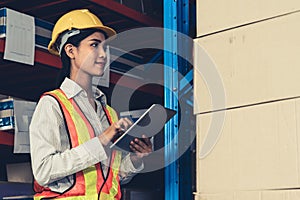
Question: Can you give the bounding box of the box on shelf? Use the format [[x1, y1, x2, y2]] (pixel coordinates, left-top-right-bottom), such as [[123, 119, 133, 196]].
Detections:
[[196, 98, 300, 194], [0, 98, 14, 130], [0, 7, 148, 85], [6, 162, 33, 183], [0, 7, 53, 50], [0, 97, 36, 133]]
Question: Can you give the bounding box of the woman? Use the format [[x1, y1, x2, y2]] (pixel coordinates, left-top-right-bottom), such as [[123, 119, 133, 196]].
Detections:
[[29, 9, 152, 200]]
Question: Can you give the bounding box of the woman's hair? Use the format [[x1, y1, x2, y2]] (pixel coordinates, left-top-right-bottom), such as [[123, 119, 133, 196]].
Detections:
[[56, 28, 108, 87]]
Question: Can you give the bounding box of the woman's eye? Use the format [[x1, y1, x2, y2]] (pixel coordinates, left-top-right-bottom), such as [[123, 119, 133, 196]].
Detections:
[[91, 43, 99, 47]]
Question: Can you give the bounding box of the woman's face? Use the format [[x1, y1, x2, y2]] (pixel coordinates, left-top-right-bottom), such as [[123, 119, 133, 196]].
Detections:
[[72, 31, 107, 77]]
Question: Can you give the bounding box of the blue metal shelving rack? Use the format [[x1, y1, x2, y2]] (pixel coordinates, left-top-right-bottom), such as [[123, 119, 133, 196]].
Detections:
[[164, 0, 194, 199]]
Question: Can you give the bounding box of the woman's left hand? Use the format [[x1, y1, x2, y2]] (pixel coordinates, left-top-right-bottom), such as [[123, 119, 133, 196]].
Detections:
[[130, 134, 153, 167]]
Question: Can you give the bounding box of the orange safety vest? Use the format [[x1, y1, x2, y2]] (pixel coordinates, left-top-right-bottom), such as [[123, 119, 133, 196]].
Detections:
[[33, 89, 122, 200]]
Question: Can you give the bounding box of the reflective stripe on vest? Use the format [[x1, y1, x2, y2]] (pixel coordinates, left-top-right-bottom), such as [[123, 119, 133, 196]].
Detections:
[[34, 89, 122, 200]]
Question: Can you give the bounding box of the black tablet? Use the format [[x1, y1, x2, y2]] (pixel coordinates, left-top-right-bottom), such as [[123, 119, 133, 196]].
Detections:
[[110, 104, 176, 152]]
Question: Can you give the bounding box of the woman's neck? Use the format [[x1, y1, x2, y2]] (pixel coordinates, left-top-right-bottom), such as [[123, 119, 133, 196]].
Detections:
[[70, 70, 93, 99]]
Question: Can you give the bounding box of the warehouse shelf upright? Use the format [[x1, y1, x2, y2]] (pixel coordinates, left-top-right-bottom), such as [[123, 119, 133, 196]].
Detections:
[[164, 0, 195, 199]]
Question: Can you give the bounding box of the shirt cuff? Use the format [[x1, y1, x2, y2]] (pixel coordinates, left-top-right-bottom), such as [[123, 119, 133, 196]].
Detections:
[[123, 154, 144, 173]]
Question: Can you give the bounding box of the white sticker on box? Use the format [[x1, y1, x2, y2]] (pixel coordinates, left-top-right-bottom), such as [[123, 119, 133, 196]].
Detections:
[[4, 8, 35, 65], [13, 99, 36, 153]]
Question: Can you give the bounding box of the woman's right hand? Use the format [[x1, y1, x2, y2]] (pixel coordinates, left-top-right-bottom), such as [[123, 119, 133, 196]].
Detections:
[[98, 118, 132, 146]]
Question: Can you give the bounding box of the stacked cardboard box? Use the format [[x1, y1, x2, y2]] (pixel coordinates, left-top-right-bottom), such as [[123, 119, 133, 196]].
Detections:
[[194, 1, 300, 199], [0, 7, 53, 49], [0, 98, 13, 130]]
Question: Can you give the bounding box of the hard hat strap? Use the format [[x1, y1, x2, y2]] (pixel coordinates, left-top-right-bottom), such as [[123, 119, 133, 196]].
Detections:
[[58, 29, 81, 55]]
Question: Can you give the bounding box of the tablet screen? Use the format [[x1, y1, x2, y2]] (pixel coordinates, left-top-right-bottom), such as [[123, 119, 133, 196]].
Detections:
[[110, 104, 176, 152]]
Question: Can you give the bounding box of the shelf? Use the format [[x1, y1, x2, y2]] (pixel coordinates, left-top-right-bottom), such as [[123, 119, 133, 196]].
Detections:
[[0, 0, 162, 33], [86, 0, 162, 28], [0, 181, 34, 199], [0, 40, 61, 70], [0, 130, 14, 146], [0, 1, 163, 102], [0, 38, 162, 102], [0, 1, 163, 147]]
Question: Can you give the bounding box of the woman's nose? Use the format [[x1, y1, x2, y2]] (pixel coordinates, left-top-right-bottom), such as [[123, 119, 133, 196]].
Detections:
[[98, 45, 106, 59]]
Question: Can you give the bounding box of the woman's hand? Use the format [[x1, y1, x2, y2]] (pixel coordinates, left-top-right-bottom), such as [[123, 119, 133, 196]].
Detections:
[[98, 118, 132, 146], [130, 134, 153, 168]]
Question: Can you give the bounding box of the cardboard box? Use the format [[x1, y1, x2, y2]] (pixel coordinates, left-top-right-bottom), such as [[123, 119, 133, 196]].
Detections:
[[0, 7, 146, 85], [196, 0, 300, 36], [196, 99, 300, 194], [0, 97, 36, 153], [194, 12, 300, 114], [0, 7, 53, 49], [6, 162, 33, 183], [0, 98, 14, 130], [195, 190, 300, 200], [0, 98, 36, 132]]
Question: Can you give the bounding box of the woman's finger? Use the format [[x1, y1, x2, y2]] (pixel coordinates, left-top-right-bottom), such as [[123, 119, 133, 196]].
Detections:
[[130, 140, 144, 152], [130, 143, 137, 152], [130, 144, 149, 158], [141, 135, 152, 147], [133, 138, 153, 154], [123, 117, 133, 126], [135, 138, 149, 149], [118, 118, 132, 130]]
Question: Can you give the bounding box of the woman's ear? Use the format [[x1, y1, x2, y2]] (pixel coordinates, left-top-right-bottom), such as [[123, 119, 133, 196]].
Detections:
[[64, 44, 75, 59]]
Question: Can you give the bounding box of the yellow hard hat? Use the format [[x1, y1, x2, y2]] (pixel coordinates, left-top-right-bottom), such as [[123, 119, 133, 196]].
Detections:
[[48, 9, 116, 56]]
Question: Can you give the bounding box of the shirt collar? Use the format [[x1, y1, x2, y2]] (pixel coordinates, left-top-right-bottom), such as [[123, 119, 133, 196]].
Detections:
[[94, 85, 107, 105], [60, 77, 106, 103]]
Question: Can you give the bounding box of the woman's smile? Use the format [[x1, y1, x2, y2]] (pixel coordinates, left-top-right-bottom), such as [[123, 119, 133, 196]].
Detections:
[[95, 61, 106, 66]]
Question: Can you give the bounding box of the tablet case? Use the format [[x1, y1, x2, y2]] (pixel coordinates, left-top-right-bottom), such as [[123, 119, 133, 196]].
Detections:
[[110, 104, 176, 152]]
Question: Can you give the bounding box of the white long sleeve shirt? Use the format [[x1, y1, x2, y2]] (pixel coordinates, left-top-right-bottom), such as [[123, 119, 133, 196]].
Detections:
[[29, 78, 143, 193]]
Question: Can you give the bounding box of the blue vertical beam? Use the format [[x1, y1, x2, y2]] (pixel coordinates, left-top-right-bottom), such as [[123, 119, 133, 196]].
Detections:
[[177, 0, 190, 74], [164, 0, 179, 200], [177, 1, 193, 200], [165, 0, 192, 199]]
